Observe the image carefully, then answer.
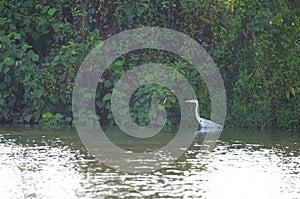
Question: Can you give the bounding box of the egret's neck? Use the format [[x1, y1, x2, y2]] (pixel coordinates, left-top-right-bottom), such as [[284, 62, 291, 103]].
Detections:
[[194, 101, 202, 123]]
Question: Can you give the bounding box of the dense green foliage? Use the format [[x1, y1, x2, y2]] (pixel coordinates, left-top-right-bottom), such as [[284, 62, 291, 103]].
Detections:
[[0, 0, 299, 129]]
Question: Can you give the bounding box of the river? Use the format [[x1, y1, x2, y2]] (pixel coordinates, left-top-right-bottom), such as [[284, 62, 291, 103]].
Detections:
[[0, 125, 299, 198]]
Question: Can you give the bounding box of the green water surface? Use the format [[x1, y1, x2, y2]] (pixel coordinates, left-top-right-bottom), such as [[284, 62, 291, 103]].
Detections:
[[0, 125, 299, 198]]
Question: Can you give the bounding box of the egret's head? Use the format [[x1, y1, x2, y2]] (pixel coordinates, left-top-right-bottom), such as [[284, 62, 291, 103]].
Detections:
[[185, 99, 198, 104]]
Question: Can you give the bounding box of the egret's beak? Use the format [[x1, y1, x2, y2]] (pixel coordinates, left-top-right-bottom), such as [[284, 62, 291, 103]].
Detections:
[[185, 100, 193, 103]]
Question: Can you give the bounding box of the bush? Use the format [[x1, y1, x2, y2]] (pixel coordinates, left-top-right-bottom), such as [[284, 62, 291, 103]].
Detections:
[[1, 0, 299, 129]]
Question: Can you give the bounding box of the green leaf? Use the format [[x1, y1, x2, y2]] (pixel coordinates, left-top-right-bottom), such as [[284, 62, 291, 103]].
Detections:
[[114, 60, 124, 67], [0, 98, 5, 106], [14, 33, 21, 40], [96, 101, 103, 108], [41, 6, 50, 13], [4, 57, 14, 65], [31, 53, 39, 62], [138, 97, 145, 103], [157, 104, 165, 110], [22, 44, 31, 51], [0, 82, 5, 90], [69, 57, 77, 64], [164, 99, 171, 108], [104, 80, 112, 87], [35, 89, 44, 98], [170, 96, 177, 103], [4, 74, 11, 83], [3, 67, 10, 74], [54, 55, 60, 61], [151, 97, 160, 104], [103, 93, 112, 101], [0, 18, 6, 25], [47, 8, 57, 16], [43, 112, 53, 118], [286, 90, 290, 99], [107, 113, 113, 119], [289, 86, 295, 97]]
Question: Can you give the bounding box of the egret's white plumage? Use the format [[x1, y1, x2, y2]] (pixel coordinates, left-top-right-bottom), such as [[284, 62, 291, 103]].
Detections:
[[185, 99, 223, 129]]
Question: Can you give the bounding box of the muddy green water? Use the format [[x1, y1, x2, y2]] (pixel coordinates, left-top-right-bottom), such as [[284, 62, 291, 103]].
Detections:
[[0, 125, 299, 199]]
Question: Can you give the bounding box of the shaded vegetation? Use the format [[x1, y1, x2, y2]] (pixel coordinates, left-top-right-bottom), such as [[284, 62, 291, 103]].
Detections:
[[0, 0, 299, 129]]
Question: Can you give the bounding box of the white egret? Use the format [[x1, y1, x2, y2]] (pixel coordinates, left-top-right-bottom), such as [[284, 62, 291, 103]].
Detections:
[[185, 99, 223, 129]]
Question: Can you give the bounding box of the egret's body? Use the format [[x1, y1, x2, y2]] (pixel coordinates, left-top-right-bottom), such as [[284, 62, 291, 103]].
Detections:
[[185, 99, 223, 129]]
